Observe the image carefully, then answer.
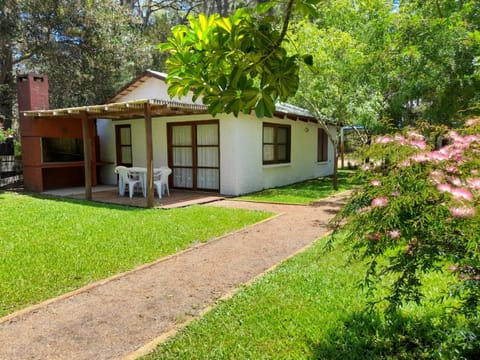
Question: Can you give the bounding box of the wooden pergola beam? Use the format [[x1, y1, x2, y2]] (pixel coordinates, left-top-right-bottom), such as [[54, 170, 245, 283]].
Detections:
[[144, 103, 154, 208], [81, 111, 93, 200]]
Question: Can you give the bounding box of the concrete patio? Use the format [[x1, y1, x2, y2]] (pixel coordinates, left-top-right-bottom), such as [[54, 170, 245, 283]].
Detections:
[[42, 186, 226, 209]]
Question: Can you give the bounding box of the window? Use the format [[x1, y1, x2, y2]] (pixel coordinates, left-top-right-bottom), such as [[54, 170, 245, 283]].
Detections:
[[317, 128, 329, 162], [115, 125, 132, 167], [263, 123, 291, 164]]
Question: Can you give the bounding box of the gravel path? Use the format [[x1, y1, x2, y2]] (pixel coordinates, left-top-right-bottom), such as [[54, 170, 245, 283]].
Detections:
[[0, 192, 348, 360]]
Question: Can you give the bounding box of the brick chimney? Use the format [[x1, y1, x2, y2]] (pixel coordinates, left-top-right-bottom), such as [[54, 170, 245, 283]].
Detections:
[[17, 74, 49, 113], [16, 74, 50, 192]]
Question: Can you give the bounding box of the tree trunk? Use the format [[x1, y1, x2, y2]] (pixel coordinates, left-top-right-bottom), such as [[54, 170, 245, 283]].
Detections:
[[333, 143, 339, 191], [0, 46, 15, 129]]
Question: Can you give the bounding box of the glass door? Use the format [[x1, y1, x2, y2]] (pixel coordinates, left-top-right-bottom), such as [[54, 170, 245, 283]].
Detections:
[[168, 121, 219, 191]]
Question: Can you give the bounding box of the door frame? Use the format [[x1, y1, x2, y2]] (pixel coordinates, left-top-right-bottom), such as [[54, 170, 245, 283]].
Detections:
[[167, 120, 220, 191]]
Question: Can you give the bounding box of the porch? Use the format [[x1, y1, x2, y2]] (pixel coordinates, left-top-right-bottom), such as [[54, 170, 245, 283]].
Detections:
[[42, 186, 226, 209]]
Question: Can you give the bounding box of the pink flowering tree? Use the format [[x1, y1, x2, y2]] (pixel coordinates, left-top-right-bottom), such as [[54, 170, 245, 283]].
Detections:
[[332, 119, 480, 314]]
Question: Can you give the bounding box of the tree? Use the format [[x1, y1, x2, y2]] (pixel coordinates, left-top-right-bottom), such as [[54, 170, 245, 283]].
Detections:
[[331, 119, 480, 320], [0, 0, 20, 129], [158, 0, 319, 118], [30, 0, 152, 108], [386, 0, 480, 126], [0, 0, 152, 127], [285, 0, 395, 188]]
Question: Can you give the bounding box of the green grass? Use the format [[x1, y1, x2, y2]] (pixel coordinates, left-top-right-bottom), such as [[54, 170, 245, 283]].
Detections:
[[145, 237, 477, 359], [0, 192, 271, 317], [237, 169, 361, 204]]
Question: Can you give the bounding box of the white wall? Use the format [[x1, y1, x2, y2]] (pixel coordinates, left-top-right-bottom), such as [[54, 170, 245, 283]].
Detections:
[[223, 115, 336, 195], [118, 77, 201, 104]]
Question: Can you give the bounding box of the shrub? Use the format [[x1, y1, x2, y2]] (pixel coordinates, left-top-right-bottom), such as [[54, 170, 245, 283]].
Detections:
[[332, 119, 480, 316]]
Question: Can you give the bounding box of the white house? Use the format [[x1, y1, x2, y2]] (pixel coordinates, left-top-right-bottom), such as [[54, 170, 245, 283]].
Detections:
[[97, 70, 335, 196]]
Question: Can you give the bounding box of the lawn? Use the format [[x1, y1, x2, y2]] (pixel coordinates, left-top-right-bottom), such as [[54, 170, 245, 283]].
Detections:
[[145, 237, 474, 359], [0, 192, 271, 317], [237, 169, 361, 204]]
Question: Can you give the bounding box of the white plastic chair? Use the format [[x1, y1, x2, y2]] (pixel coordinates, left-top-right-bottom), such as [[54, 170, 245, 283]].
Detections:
[[114, 166, 141, 198], [153, 167, 172, 199]]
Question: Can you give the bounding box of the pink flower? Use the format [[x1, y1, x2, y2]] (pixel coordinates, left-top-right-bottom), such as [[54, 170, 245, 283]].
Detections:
[[448, 265, 458, 272], [387, 230, 401, 239], [391, 190, 400, 196], [471, 169, 479, 175], [464, 135, 480, 143], [446, 165, 458, 174], [371, 197, 388, 208], [466, 178, 480, 191], [429, 170, 445, 184], [427, 151, 448, 162], [394, 134, 407, 144], [409, 140, 427, 150], [466, 118, 480, 127], [375, 135, 393, 144], [437, 183, 453, 193], [449, 206, 476, 218], [411, 154, 429, 163], [370, 180, 382, 187], [450, 187, 473, 201], [448, 176, 463, 187], [447, 131, 462, 142]]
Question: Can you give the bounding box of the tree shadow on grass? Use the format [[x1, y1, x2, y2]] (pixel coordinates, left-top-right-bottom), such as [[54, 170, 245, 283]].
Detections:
[[310, 310, 480, 360], [0, 190, 150, 212]]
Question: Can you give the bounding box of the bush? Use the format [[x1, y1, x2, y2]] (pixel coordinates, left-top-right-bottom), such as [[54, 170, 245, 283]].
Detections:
[[332, 119, 480, 315]]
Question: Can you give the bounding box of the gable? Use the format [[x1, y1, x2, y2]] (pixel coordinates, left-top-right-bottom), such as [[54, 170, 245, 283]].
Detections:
[[108, 70, 201, 105]]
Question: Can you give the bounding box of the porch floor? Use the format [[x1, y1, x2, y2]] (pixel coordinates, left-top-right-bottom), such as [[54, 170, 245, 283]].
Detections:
[[42, 186, 226, 209]]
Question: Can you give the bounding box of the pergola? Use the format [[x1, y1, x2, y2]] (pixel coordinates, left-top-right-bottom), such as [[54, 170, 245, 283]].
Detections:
[[23, 99, 208, 208]]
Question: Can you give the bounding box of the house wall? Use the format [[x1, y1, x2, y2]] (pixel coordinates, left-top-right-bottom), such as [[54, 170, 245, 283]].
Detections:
[[221, 115, 336, 195], [97, 113, 335, 196], [115, 77, 201, 105]]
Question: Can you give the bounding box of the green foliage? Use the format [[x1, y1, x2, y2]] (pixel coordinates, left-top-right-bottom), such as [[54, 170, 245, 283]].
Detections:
[[0, 122, 13, 142], [289, 18, 388, 132], [387, 0, 480, 125], [332, 119, 480, 316], [0, 193, 270, 316], [30, 0, 152, 107], [159, 1, 310, 117]]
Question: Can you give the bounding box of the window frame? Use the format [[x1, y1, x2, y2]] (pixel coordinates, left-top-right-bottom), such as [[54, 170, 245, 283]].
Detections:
[[115, 124, 133, 167], [262, 122, 291, 165], [317, 128, 329, 162]]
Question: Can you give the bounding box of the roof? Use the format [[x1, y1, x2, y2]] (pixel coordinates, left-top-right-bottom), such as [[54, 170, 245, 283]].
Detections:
[[24, 70, 320, 123], [108, 70, 318, 122], [274, 102, 316, 122], [23, 99, 208, 120]]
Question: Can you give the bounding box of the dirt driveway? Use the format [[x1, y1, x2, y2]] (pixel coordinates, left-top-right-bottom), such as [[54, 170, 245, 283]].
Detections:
[[0, 192, 349, 360]]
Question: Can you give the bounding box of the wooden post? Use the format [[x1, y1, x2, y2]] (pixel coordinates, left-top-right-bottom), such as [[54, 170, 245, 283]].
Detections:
[[81, 112, 92, 200], [144, 102, 154, 208]]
